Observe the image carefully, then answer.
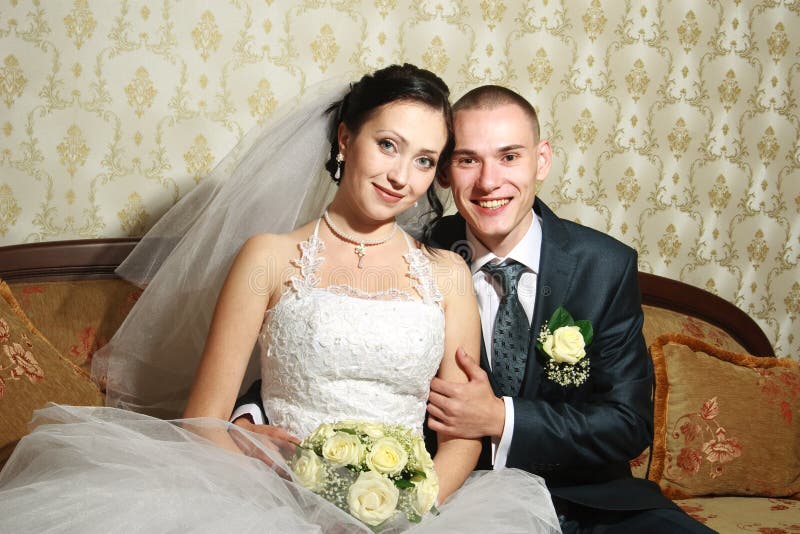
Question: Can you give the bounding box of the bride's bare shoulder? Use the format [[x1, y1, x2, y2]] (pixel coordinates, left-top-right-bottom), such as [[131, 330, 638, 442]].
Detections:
[[240, 220, 319, 261], [422, 246, 470, 274], [419, 246, 472, 300]]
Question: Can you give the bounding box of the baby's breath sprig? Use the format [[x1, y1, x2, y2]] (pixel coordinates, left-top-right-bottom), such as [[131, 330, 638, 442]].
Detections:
[[544, 357, 591, 386]]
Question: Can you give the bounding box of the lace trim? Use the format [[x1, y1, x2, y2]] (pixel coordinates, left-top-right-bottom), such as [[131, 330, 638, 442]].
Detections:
[[288, 235, 324, 297], [287, 234, 443, 306], [322, 285, 417, 301], [404, 249, 443, 306]]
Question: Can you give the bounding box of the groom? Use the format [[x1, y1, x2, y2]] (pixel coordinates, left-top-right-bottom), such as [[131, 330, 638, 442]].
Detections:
[[424, 85, 711, 532]]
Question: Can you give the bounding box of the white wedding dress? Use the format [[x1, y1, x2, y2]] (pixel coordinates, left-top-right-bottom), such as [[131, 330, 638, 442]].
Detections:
[[0, 224, 560, 533], [261, 223, 446, 440]]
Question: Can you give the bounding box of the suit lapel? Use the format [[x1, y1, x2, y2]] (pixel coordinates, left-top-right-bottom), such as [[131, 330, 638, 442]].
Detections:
[[523, 199, 577, 396]]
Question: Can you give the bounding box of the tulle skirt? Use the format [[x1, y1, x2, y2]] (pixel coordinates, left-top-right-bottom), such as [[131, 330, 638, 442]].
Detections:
[[0, 405, 560, 533]]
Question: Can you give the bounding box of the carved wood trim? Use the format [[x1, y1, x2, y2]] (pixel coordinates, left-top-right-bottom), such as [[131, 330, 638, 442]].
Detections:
[[639, 271, 774, 357], [0, 238, 138, 281]]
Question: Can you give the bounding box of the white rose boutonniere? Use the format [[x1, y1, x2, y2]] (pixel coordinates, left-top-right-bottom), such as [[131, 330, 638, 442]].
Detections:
[[536, 306, 593, 387]]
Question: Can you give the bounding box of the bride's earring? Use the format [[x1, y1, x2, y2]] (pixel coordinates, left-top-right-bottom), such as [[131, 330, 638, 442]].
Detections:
[[334, 153, 344, 181]]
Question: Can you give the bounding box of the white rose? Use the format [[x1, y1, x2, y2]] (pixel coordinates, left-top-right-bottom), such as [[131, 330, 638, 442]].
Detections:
[[410, 436, 434, 470], [366, 437, 408, 476], [304, 423, 335, 448], [292, 448, 326, 492], [411, 468, 439, 516], [347, 471, 399, 526], [321, 431, 363, 467], [357, 422, 386, 439], [542, 325, 585, 364]]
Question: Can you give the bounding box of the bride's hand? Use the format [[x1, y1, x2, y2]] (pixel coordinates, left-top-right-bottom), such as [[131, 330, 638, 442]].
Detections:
[[230, 419, 301, 469], [233, 418, 301, 445]]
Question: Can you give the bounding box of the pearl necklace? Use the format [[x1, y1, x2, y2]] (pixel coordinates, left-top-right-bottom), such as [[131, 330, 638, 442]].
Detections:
[[322, 209, 398, 268]]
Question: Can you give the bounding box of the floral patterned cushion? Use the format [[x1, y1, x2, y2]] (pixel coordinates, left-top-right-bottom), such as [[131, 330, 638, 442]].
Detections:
[[629, 447, 651, 479], [631, 306, 750, 479], [649, 333, 800, 499], [676, 496, 800, 533], [8, 280, 141, 374], [0, 280, 104, 466], [642, 305, 747, 353]]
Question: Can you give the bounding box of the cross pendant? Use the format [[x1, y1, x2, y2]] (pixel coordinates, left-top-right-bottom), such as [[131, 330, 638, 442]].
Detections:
[[354, 243, 366, 268]]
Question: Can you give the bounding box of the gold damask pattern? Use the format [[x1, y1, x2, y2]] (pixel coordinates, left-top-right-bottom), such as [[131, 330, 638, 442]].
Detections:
[[0, 55, 26, 107], [63, 0, 96, 49], [124, 67, 157, 118], [192, 11, 222, 61], [0, 1, 797, 360], [0, 184, 21, 236], [56, 125, 89, 177]]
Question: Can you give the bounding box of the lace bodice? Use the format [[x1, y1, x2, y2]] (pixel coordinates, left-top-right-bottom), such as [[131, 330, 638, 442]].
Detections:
[[258, 224, 445, 439]]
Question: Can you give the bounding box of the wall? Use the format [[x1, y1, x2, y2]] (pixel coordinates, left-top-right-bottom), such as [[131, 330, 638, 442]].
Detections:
[[0, 0, 797, 358]]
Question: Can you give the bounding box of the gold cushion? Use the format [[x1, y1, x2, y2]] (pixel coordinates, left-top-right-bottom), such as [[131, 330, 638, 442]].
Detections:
[[642, 305, 746, 353], [649, 333, 800, 499], [0, 280, 104, 466], [8, 280, 141, 374]]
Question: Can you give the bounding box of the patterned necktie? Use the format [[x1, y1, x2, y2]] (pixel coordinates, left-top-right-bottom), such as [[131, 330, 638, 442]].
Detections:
[[483, 261, 529, 397]]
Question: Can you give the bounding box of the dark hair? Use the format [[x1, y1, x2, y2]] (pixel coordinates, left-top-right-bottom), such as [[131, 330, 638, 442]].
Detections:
[[325, 63, 454, 246], [453, 85, 540, 140]]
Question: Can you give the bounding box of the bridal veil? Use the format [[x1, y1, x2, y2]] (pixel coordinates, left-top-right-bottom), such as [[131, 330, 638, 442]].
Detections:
[[91, 85, 345, 417]]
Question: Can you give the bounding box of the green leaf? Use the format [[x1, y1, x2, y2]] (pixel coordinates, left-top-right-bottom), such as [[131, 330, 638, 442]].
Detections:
[[394, 479, 415, 489], [575, 320, 594, 346], [549, 306, 573, 329], [337, 428, 357, 435]]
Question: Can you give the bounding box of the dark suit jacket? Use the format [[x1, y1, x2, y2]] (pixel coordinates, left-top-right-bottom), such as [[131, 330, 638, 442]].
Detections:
[[429, 198, 676, 512]]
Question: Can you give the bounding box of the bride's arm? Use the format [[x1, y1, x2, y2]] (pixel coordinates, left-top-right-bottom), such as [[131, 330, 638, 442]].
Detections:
[[430, 251, 483, 503], [182, 235, 295, 437]]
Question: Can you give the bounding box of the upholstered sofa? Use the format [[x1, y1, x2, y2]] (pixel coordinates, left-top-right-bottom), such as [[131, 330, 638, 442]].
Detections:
[[1, 238, 798, 533]]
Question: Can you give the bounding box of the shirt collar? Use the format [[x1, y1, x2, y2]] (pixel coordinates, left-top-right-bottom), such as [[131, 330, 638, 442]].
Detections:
[[467, 210, 542, 275]]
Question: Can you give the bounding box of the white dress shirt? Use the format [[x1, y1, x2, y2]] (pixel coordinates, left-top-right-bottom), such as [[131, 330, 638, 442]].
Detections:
[[230, 400, 265, 426], [467, 211, 542, 468]]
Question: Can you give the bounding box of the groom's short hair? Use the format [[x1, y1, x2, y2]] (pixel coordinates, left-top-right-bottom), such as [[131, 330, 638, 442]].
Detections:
[[452, 85, 540, 141]]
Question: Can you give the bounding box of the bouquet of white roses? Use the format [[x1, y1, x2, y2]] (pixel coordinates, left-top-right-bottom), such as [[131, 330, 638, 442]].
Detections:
[[288, 420, 439, 530]]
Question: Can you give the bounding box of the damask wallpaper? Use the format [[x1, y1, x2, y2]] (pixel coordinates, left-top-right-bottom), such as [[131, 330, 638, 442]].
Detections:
[[0, 1, 797, 359]]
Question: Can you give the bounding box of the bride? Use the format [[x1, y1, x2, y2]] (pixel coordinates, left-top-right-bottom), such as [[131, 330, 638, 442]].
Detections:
[[0, 64, 559, 533]]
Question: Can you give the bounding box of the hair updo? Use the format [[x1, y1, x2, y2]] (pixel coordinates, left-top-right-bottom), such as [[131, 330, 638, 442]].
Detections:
[[325, 64, 454, 245]]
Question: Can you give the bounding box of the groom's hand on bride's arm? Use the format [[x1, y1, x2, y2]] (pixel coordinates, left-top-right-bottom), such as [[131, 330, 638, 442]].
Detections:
[[427, 348, 505, 440]]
